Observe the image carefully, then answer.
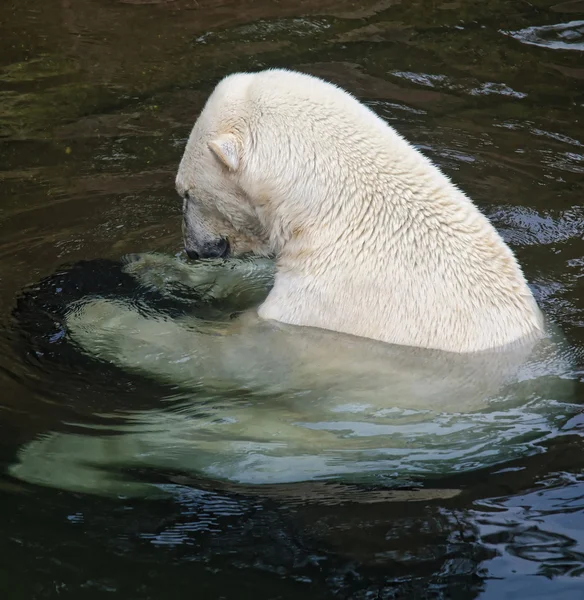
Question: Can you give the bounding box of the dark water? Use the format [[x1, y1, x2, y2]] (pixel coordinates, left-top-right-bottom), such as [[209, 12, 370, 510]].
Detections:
[[1, 0, 584, 598]]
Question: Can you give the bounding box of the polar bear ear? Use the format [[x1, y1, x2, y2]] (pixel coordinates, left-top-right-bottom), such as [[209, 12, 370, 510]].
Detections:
[[208, 134, 240, 171]]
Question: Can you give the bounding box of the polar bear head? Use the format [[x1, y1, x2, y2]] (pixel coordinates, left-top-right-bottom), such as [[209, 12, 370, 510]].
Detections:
[[176, 72, 269, 260], [175, 68, 371, 261]]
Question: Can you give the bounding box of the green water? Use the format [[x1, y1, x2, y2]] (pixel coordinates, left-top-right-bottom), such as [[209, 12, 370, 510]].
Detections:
[[1, 0, 584, 598]]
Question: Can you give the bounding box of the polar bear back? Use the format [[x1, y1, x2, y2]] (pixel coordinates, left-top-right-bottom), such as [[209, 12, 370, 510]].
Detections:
[[178, 69, 545, 353]]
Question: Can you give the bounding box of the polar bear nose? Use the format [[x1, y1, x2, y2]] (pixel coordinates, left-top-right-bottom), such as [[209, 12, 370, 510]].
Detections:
[[186, 238, 230, 260]]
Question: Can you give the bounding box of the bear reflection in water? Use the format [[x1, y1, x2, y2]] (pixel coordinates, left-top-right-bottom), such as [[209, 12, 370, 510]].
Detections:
[[10, 252, 576, 496]]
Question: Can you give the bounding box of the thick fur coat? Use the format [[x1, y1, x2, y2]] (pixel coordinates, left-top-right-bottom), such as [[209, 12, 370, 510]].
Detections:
[[176, 69, 543, 353]]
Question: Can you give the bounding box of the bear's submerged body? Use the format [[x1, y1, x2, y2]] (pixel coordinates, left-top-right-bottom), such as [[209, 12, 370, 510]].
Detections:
[[11, 253, 576, 495]]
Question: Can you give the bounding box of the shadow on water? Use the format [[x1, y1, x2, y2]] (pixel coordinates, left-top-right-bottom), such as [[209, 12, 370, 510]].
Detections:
[[1, 0, 584, 598]]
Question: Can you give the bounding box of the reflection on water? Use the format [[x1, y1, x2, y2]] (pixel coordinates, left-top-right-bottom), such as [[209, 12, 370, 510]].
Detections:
[[1, 0, 584, 598]]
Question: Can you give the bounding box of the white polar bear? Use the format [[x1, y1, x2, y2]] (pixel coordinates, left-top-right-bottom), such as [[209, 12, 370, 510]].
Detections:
[[176, 68, 543, 353], [20, 69, 574, 496]]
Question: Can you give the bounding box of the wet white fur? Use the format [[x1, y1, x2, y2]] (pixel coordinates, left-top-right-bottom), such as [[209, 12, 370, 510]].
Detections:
[[177, 69, 543, 353]]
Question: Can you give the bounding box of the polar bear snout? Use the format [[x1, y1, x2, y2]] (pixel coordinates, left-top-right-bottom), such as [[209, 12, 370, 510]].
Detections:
[[185, 237, 230, 260], [182, 196, 233, 259]]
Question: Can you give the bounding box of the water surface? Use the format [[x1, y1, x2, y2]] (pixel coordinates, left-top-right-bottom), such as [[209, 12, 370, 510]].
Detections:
[[1, 0, 584, 598]]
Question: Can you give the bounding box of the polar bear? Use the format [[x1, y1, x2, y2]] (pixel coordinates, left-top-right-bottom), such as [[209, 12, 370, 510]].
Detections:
[[61, 68, 558, 403], [23, 68, 574, 495], [176, 68, 543, 353]]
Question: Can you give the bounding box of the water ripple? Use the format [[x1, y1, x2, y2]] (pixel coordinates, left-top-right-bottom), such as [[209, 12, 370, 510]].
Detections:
[[502, 20, 584, 51]]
